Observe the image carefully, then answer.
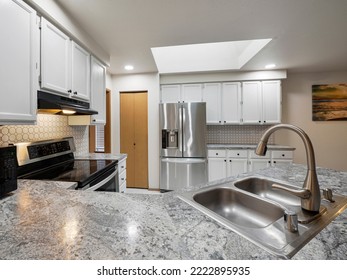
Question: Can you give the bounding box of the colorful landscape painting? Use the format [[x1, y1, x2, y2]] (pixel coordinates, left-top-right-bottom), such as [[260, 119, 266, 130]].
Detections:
[[312, 84, 347, 121]]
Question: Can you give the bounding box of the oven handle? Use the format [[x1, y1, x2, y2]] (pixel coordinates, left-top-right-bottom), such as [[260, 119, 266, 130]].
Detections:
[[82, 169, 118, 191]]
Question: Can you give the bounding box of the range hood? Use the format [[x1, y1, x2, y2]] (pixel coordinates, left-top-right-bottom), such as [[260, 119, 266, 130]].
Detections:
[[37, 91, 98, 115]]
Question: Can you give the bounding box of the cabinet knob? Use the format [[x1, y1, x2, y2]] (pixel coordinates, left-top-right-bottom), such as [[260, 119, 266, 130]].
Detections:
[[224, 121, 226, 123], [259, 120, 261, 123], [216, 153, 218, 155], [73, 91, 78, 95], [229, 160, 232, 162], [237, 153, 240, 156], [264, 121, 266, 123], [282, 154, 285, 157], [219, 121, 221, 123], [67, 89, 72, 93], [224, 159, 227, 162]]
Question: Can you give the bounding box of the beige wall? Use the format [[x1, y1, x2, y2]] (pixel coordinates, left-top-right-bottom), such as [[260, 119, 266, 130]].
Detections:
[[111, 73, 160, 189], [277, 71, 347, 171]]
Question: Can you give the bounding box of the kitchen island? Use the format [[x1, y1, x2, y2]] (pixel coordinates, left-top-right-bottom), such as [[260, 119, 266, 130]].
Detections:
[[0, 164, 346, 260]]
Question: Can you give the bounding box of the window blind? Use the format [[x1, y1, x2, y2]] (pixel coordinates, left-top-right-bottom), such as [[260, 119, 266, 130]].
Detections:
[[95, 125, 105, 152]]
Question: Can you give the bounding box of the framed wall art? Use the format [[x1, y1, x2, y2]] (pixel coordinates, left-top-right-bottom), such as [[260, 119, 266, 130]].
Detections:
[[312, 84, 347, 121]]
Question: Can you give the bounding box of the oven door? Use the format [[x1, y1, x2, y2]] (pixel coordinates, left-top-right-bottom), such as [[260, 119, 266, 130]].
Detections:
[[81, 167, 119, 192]]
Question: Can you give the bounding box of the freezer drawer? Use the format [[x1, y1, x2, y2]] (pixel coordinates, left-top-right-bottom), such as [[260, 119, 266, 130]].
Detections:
[[160, 158, 207, 191]]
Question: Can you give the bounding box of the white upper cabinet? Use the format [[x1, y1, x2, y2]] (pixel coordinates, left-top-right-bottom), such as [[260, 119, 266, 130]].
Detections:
[[161, 80, 281, 125], [41, 18, 91, 101], [203, 82, 241, 124], [262, 80, 281, 124], [0, 0, 39, 125], [161, 84, 203, 103], [160, 85, 181, 103], [41, 17, 71, 96], [181, 84, 203, 102], [202, 83, 221, 124], [241, 81, 262, 124], [222, 82, 242, 124], [71, 41, 90, 101], [241, 80, 281, 124], [90, 56, 106, 124]]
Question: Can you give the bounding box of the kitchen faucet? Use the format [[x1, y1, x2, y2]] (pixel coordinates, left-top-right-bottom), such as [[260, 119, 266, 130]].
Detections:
[[255, 124, 321, 213]]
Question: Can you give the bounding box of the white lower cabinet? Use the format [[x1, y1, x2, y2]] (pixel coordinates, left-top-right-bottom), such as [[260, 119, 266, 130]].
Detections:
[[248, 150, 271, 172], [226, 150, 248, 176], [118, 158, 127, 193], [271, 150, 293, 167], [208, 149, 248, 181], [208, 148, 293, 182]]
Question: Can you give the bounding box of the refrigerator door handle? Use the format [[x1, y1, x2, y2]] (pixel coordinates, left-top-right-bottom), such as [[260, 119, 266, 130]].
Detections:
[[178, 106, 183, 153]]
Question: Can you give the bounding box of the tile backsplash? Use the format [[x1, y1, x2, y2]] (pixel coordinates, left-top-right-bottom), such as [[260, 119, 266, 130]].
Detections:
[[0, 114, 88, 155], [207, 125, 275, 144]]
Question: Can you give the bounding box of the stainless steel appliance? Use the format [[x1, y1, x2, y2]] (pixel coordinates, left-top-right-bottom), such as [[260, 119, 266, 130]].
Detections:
[[15, 137, 118, 192], [159, 102, 207, 191], [0, 146, 18, 197]]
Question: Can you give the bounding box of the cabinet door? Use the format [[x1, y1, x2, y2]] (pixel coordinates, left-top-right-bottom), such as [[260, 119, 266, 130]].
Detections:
[[203, 83, 221, 124], [262, 80, 281, 124], [208, 158, 226, 181], [242, 81, 262, 124], [41, 17, 71, 96], [90, 56, 106, 124], [222, 82, 241, 124], [0, 0, 39, 124], [71, 41, 90, 101], [249, 159, 271, 172], [181, 84, 202, 102], [272, 159, 292, 167], [161, 85, 181, 103], [227, 158, 248, 176]]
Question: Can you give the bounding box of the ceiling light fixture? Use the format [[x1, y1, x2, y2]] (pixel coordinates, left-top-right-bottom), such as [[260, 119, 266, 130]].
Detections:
[[265, 64, 276, 69], [124, 65, 134, 71]]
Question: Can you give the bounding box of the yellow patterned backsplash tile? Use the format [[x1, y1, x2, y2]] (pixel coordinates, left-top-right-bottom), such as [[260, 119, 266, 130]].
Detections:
[[0, 114, 88, 155]]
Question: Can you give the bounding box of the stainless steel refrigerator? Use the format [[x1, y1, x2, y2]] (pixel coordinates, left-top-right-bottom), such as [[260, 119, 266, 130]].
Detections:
[[159, 102, 207, 191]]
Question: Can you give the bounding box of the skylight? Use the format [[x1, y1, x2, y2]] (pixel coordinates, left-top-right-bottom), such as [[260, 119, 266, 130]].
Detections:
[[151, 39, 272, 74]]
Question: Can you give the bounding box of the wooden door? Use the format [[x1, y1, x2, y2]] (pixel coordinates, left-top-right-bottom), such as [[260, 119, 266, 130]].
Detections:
[[120, 92, 148, 188]]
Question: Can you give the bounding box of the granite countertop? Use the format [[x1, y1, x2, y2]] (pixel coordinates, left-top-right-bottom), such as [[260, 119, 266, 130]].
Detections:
[[75, 153, 127, 161], [207, 144, 295, 150], [0, 164, 346, 260]]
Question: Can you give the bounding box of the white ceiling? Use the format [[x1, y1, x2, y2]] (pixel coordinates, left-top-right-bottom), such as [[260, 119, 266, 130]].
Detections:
[[56, 0, 347, 75]]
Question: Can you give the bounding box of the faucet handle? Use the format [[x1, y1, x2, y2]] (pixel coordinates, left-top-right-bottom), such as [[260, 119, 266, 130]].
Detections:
[[323, 188, 335, 203], [284, 210, 298, 233]]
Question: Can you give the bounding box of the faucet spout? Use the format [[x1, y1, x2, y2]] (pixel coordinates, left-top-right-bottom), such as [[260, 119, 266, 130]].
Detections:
[[256, 124, 321, 212]]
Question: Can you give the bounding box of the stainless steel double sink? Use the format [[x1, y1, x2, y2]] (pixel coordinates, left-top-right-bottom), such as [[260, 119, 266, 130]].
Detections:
[[178, 176, 347, 258]]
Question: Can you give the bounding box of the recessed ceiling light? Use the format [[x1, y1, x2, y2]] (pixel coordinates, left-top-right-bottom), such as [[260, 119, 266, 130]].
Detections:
[[124, 65, 134, 71], [265, 64, 276, 69]]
